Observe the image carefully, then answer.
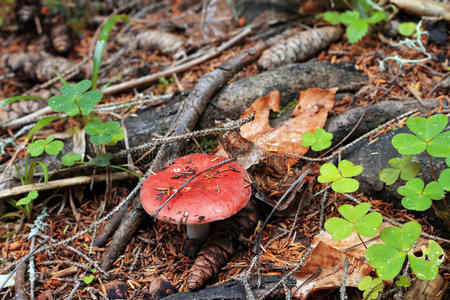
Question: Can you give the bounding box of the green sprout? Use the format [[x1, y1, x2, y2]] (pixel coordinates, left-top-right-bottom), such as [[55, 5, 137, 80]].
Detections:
[[301, 128, 333, 151], [61, 153, 82, 167], [392, 114, 450, 158], [318, 9, 386, 43], [365, 221, 444, 280], [398, 22, 417, 37], [84, 120, 123, 145], [27, 136, 64, 157], [324, 202, 382, 240], [397, 178, 444, 211], [395, 275, 411, 288], [358, 276, 383, 300], [379, 155, 421, 185], [318, 160, 363, 193], [48, 79, 103, 116], [6, 191, 39, 219]]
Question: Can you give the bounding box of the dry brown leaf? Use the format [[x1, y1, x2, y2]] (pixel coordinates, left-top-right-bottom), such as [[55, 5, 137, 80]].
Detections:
[[240, 87, 336, 165]]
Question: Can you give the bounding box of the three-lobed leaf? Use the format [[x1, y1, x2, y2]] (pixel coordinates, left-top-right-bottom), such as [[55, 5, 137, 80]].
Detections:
[[358, 276, 383, 300], [27, 136, 64, 157], [397, 178, 444, 211], [395, 276, 411, 287], [366, 244, 406, 280], [324, 203, 381, 240], [318, 160, 362, 193], [301, 128, 333, 151], [61, 153, 82, 167], [380, 221, 421, 251], [48, 79, 103, 116], [392, 114, 450, 157], [85, 120, 122, 145], [379, 155, 421, 185], [438, 168, 450, 191]]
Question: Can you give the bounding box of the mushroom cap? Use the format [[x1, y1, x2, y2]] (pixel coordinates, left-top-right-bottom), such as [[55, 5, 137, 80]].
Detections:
[[140, 153, 251, 224]]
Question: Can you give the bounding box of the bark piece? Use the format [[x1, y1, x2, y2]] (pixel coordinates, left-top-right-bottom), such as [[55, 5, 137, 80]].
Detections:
[[390, 0, 450, 21], [325, 99, 443, 143], [200, 60, 367, 128], [163, 275, 296, 300], [14, 262, 27, 300], [257, 26, 343, 70]]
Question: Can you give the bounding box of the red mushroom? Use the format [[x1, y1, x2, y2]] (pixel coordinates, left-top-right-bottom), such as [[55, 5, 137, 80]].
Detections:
[[140, 153, 252, 240]]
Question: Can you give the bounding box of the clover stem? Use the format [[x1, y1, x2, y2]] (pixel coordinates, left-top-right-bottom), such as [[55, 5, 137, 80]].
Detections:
[[357, 233, 367, 250], [431, 203, 450, 226], [427, 154, 437, 181], [427, 154, 449, 210]]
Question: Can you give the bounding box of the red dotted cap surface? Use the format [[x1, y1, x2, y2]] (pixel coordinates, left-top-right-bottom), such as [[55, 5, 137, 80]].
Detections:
[[140, 153, 251, 224]]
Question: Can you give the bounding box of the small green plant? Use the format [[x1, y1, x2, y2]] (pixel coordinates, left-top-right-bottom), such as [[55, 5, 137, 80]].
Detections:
[[395, 275, 411, 288], [325, 203, 382, 241], [365, 221, 444, 281], [392, 114, 450, 157], [358, 276, 383, 299], [27, 136, 64, 157], [48, 79, 102, 116], [318, 1, 386, 43], [397, 178, 444, 211], [5, 191, 39, 219], [301, 128, 333, 151], [398, 22, 417, 37], [84, 120, 123, 146], [82, 268, 97, 285], [318, 160, 363, 193], [379, 155, 420, 185]]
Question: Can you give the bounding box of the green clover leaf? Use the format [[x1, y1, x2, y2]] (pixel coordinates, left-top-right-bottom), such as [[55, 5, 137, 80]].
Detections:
[[358, 276, 383, 300], [27, 136, 64, 157], [397, 178, 445, 211], [408, 254, 438, 281], [61, 153, 82, 167], [392, 114, 450, 157], [380, 221, 421, 251], [85, 120, 122, 145], [318, 160, 362, 193], [379, 156, 421, 185], [408, 240, 444, 281], [16, 191, 39, 206], [366, 221, 421, 280], [366, 244, 406, 280], [324, 203, 382, 240], [395, 276, 411, 288], [91, 153, 113, 167], [48, 80, 103, 116], [301, 128, 333, 151]]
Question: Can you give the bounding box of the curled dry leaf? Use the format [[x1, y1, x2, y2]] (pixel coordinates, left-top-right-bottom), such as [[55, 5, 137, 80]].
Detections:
[[240, 87, 336, 166], [257, 26, 343, 70], [293, 241, 373, 299]]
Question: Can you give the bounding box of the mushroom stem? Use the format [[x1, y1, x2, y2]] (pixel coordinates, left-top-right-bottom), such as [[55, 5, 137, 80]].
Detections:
[[186, 223, 210, 240]]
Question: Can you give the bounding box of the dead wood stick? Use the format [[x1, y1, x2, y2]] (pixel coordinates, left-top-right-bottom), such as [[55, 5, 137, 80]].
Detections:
[[390, 0, 450, 21], [162, 275, 296, 300], [100, 41, 267, 271], [0, 172, 131, 200], [14, 263, 27, 300], [102, 27, 252, 95]]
